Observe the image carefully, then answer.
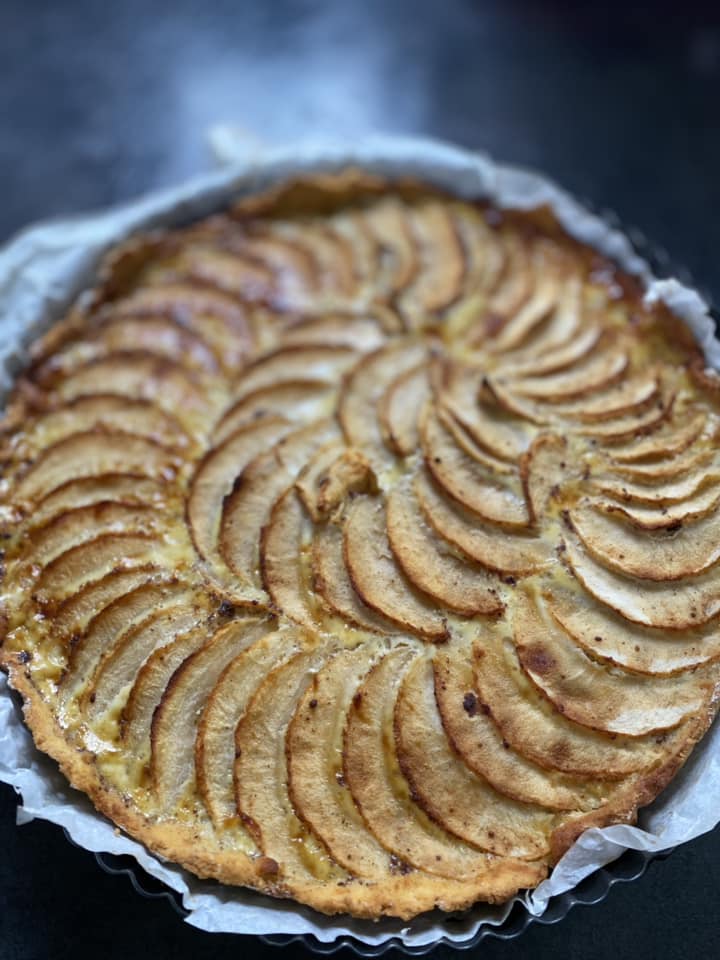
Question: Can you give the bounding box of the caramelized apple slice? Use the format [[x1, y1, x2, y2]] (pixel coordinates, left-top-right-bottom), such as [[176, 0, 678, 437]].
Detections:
[[609, 411, 708, 462], [563, 532, 720, 630], [14, 432, 180, 503], [339, 340, 427, 468], [311, 523, 396, 634], [609, 447, 712, 482], [152, 617, 270, 809], [197, 629, 298, 831], [260, 489, 317, 628], [473, 632, 685, 777], [235, 646, 349, 883], [230, 346, 357, 403], [84, 601, 207, 722], [345, 649, 530, 880], [450, 205, 504, 297], [82, 315, 220, 374], [386, 482, 504, 616], [485, 244, 561, 353], [378, 364, 429, 457], [344, 497, 449, 641], [362, 198, 418, 296], [506, 346, 628, 401], [481, 233, 531, 328], [395, 656, 552, 858], [497, 323, 601, 379], [287, 644, 394, 877], [27, 476, 166, 530], [420, 407, 529, 527], [570, 499, 720, 581], [433, 650, 598, 811], [160, 245, 276, 304], [270, 220, 356, 297], [512, 591, 710, 735], [520, 434, 568, 526], [414, 471, 548, 575], [278, 314, 384, 352], [546, 587, 720, 674], [591, 487, 720, 530], [214, 380, 336, 444], [188, 417, 291, 566], [592, 467, 720, 506], [399, 202, 465, 318]]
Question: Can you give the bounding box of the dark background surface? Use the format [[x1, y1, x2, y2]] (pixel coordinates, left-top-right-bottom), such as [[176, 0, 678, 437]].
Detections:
[[1, 1, 719, 958]]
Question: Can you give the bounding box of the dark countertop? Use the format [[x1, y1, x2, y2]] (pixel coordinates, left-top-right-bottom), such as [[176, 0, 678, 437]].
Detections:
[[1, 2, 719, 958]]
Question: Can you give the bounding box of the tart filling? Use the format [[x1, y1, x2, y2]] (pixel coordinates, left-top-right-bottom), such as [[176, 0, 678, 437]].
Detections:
[[2, 172, 719, 920]]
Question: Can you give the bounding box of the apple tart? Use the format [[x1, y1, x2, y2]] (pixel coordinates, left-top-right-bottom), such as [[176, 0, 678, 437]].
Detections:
[[2, 172, 720, 920]]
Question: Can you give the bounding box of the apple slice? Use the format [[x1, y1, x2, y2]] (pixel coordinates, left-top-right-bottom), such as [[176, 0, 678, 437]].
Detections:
[[287, 644, 394, 878], [609, 447, 712, 482], [295, 443, 376, 521], [420, 407, 529, 527], [593, 466, 720, 506], [14, 431, 180, 503], [230, 345, 358, 403], [497, 323, 600, 380], [83, 600, 207, 722], [344, 649, 529, 880], [570, 498, 720, 581], [28, 475, 166, 530], [278, 314, 385, 352], [197, 629, 298, 831], [338, 340, 427, 468], [152, 617, 271, 810], [235, 646, 349, 883], [546, 587, 720, 674], [609, 410, 708, 462], [269, 220, 356, 298], [24, 502, 160, 569], [157, 244, 276, 304], [260, 488, 317, 629], [473, 631, 686, 777], [520, 433, 568, 526], [563, 531, 720, 630], [311, 522, 396, 634], [480, 232, 531, 330], [188, 416, 292, 567], [591, 487, 720, 530], [573, 390, 675, 440], [505, 346, 628, 401], [450, 205, 504, 297], [233, 231, 319, 308], [398, 202, 465, 318], [485, 243, 562, 353], [432, 649, 598, 810], [395, 656, 552, 858], [59, 579, 187, 704], [214, 380, 336, 445], [414, 470, 548, 575], [362, 198, 418, 296], [386, 481, 504, 617], [24, 395, 189, 453], [35, 533, 161, 603], [512, 591, 711, 735], [378, 363, 429, 457], [343, 496, 449, 641]]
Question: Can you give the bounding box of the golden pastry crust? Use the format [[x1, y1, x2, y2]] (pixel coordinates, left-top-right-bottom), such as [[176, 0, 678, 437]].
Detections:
[[2, 171, 720, 920]]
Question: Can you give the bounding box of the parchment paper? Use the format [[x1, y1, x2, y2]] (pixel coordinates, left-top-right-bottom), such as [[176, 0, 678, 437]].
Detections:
[[0, 134, 718, 947]]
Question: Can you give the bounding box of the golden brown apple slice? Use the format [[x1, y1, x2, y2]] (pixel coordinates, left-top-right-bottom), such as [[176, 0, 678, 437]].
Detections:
[[197, 629, 299, 831], [546, 587, 720, 674], [573, 391, 675, 440], [609, 411, 708, 462], [480, 232, 531, 329], [28, 476, 166, 530], [278, 314, 384, 352], [398, 202, 465, 318], [24, 395, 189, 453], [214, 380, 336, 444], [492, 272, 584, 364], [414, 471, 548, 575], [395, 656, 552, 858], [344, 649, 540, 881], [550, 371, 660, 421], [14, 432, 180, 503], [234, 231, 319, 308], [505, 346, 628, 401], [339, 340, 427, 468], [609, 447, 712, 482], [570, 499, 720, 581], [378, 363, 429, 457], [520, 434, 568, 526], [152, 617, 271, 810], [591, 486, 720, 530], [188, 416, 292, 566], [24, 502, 160, 569], [512, 591, 711, 735], [450, 205, 504, 297], [230, 345, 358, 403], [343, 496, 449, 641], [496, 323, 600, 379], [386, 482, 504, 617], [563, 532, 720, 630], [287, 644, 395, 878], [78, 316, 221, 374], [436, 405, 512, 475], [59, 580, 187, 704], [295, 443, 377, 521], [311, 523, 397, 634], [362, 198, 418, 296], [158, 244, 276, 304], [83, 601, 208, 722], [485, 244, 562, 353], [35, 533, 162, 603], [329, 210, 380, 296], [472, 632, 685, 777], [420, 407, 529, 527], [260, 488, 317, 629], [593, 466, 720, 506], [235, 645, 349, 883], [270, 220, 356, 297], [54, 352, 210, 418], [432, 650, 598, 810]]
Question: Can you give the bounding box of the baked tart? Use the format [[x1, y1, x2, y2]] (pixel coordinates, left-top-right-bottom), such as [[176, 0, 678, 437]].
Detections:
[[1, 172, 719, 920]]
